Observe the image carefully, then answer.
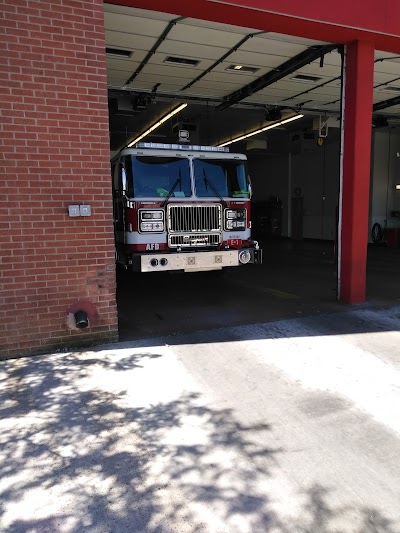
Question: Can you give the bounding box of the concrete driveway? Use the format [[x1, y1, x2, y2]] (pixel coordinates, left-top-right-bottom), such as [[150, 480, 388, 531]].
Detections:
[[1, 305, 400, 532]]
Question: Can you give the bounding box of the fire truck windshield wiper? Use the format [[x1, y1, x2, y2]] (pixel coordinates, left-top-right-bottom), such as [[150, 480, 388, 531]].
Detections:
[[160, 170, 182, 207], [203, 169, 227, 207]]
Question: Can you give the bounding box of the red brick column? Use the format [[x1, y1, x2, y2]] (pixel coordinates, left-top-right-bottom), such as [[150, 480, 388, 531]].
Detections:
[[0, 0, 118, 357]]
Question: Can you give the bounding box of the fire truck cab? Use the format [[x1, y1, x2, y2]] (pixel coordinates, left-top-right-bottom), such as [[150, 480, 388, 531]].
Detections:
[[111, 142, 262, 273]]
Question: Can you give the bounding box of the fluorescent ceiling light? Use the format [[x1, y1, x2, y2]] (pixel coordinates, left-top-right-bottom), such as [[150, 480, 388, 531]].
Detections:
[[217, 114, 304, 147], [396, 184, 400, 190], [226, 65, 260, 73], [127, 103, 188, 147]]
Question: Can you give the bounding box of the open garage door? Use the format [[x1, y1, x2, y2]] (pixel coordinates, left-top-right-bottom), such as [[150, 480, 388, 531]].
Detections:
[[103, 4, 347, 340], [104, 3, 400, 340]]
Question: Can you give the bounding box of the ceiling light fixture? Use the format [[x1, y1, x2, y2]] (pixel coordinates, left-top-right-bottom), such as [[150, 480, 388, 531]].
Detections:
[[217, 114, 304, 147], [396, 184, 400, 190], [127, 103, 188, 147], [226, 64, 260, 73]]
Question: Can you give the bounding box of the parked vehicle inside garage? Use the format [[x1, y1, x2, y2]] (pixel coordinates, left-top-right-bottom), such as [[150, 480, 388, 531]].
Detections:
[[111, 142, 262, 273]]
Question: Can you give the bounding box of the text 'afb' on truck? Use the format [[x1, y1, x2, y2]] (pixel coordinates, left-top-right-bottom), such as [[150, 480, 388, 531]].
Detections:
[[111, 143, 262, 273]]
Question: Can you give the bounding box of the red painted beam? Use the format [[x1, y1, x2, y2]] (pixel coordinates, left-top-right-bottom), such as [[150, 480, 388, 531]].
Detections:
[[214, 0, 400, 40], [339, 41, 375, 304], [107, 0, 400, 53]]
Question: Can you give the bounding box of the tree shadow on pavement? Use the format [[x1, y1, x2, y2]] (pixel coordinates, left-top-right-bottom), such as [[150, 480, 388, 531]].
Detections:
[[0, 350, 398, 533]]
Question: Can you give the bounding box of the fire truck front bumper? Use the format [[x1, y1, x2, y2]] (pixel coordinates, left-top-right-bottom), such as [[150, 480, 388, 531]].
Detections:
[[132, 248, 262, 273]]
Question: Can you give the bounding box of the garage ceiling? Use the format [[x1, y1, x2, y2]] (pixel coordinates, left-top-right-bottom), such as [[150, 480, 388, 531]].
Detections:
[[105, 3, 400, 151]]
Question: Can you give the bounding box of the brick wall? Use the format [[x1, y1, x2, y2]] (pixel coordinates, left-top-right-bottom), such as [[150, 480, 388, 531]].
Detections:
[[0, 0, 118, 358]]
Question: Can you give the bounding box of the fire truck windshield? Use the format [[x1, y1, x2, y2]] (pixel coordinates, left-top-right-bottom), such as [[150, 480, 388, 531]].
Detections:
[[193, 159, 250, 198], [130, 156, 191, 198]]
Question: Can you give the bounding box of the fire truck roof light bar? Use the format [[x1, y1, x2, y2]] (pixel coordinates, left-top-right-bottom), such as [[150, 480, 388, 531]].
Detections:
[[127, 103, 188, 147], [217, 114, 304, 147], [136, 142, 229, 152]]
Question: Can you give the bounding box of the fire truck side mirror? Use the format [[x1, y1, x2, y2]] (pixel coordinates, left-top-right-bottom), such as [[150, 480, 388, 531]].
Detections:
[[248, 177, 253, 199], [121, 166, 127, 194]]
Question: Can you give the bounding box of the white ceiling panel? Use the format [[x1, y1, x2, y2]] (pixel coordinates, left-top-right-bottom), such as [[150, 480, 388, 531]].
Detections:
[[133, 81, 186, 93], [261, 32, 329, 47], [106, 57, 144, 73], [376, 85, 400, 95], [189, 79, 246, 93], [240, 36, 307, 58], [104, 12, 169, 37], [167, 24, 246, 48], [197, 70, 261, 83], [157, 40, 229, 61], [261, 77, 335, 93], [374, 62, 400, 77], [138, 63, 206, 80], [183, 86, 232, 97], [384, 106, 400, 115], [105, 30, 157, 52], [182, 17, 258, 34], [295, 62, 340, 78], [297, 92, 340, 103], [224, 50, 294, 68], [108, 74, 130, 86], [374, 72, 400, 84]]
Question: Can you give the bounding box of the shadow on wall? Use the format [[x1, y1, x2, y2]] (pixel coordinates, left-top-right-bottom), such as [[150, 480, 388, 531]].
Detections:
[[0, 351, 397, 532]]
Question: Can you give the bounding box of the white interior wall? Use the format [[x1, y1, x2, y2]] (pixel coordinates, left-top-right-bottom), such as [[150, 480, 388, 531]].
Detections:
[[370, 129, 400, 240], [248, 133, 340, 239], [247, 152, 289, 236], [291, 140, 339, 240]]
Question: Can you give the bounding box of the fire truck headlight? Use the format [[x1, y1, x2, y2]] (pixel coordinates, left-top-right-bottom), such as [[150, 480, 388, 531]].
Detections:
[[141, 210, 163, 220], [239, 250, 251, 264], [224, 209, 246, 231], [139, 210, 164, 231], [140, 221, 164, 231]]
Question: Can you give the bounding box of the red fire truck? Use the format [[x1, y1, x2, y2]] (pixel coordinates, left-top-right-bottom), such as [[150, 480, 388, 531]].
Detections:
[[111, 142, 262, 273]]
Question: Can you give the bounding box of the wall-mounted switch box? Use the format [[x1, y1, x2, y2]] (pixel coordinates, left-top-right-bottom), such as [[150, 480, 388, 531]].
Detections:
[[68, 205, 80, 217], [80, 205, 91, 217]]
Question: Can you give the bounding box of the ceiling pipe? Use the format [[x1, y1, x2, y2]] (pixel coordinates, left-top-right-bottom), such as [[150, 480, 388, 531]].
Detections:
[[124, 16, 185, 86], [216, 44, 339, 111], [373, 94, 400, 112], [180, 31, 265, 92]]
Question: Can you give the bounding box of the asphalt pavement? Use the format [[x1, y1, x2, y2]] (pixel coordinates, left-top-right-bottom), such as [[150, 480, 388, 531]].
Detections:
[[1, 304, 400, 532]]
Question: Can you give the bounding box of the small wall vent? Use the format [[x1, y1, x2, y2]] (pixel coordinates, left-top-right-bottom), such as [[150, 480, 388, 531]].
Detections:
[[164, 56, 200, 67], [290, 74, 322, 83], [106, 47, 132, 58]]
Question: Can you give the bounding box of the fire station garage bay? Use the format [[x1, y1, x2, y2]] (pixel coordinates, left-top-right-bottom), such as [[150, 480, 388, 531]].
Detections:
[[2, 1, 400, 357]]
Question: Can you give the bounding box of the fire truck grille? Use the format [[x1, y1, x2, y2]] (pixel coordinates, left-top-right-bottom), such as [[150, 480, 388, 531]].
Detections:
[[167, 204, 221, 233], [169, 233, 221, 248]]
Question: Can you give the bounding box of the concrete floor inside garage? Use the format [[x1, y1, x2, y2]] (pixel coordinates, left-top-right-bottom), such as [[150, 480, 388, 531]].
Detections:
[[117, 239, 400, 341]]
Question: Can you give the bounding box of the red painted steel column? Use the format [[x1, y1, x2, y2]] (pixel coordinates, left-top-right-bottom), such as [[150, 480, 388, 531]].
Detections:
[[339, 40, 374, 303]]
